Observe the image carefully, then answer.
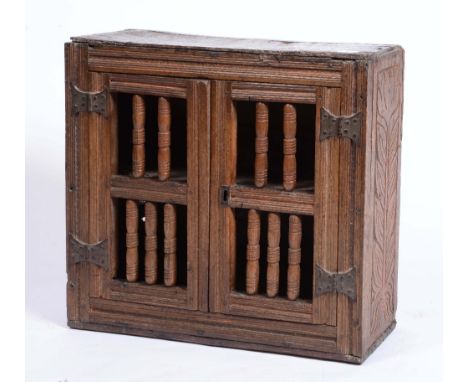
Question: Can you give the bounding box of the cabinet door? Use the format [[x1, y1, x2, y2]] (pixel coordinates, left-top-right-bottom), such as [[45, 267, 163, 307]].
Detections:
[[66, 43, 210, 321], [209, 80, 342, 325]]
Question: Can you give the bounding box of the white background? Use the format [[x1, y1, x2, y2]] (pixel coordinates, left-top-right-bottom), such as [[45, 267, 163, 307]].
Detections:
[[23, 0, 447, 380]]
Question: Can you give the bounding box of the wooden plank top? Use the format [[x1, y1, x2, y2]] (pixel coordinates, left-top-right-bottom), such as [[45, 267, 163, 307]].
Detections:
[[71, 29, 400, 59]]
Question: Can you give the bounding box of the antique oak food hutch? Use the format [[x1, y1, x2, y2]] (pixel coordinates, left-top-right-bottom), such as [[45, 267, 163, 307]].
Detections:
[[65, 30, 403, 363]]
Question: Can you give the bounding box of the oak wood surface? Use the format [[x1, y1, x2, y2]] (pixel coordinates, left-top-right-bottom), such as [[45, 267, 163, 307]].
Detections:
[[158, 97, 171, 181], [266, 213, 280, 297], [254, 102, 268, 188], [65, 32, 403, 363], [287, 215, 302, 300], [125, 200, 139, 282], [283, 104, 297, 191], [131, 95, 145, 178], [163, 204, 177, 287], [73, 29, 396, 59], [246, 209, 260, 295], [144, 202, 157, 284]]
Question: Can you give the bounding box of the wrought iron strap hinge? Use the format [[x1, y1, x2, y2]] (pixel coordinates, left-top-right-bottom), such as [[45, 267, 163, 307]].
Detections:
[[315, 265, 356, 301], [71, 84, 108, 116], [69, 235, 108, 270], [320, 107, 362, 144]]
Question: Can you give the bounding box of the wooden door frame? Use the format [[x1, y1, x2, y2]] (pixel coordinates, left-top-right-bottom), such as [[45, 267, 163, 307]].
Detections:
[[66, 43, 211, 320], [209, 78, 353, 327]]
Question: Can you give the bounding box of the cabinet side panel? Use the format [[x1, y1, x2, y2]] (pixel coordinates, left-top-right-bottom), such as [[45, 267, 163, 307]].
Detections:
[[362, 49, 404, 353]]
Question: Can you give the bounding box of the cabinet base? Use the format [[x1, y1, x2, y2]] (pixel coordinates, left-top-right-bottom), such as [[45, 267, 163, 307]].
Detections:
[[68, 319, 396, 364]]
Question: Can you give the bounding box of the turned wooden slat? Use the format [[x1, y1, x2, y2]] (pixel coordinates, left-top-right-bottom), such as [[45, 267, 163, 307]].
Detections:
[[132, 95, 145, 178], [287, 215, 302, 300], [126, 200, 139, 282], [283, 104, 297, 191], [266, 213, 281, 297], [246, 209, 260, 295], [158, 97, 171, 181], [164, 203, 177, 286], [144, 202, 157, 284], [255, 102, 269, 187]]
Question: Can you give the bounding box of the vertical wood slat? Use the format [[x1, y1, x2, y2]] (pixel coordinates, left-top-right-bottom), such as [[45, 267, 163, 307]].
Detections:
[[132, 95, 145, 177], [164, 203, 177, 286], [287, 215, 302, 300], [209, 81, 234, 313], [126, 200, 139, 282], [283, 104, 297, 191], [228, 101, 238, 291], [158, 97, 171, 181], [88, 71, 109, 299], [246, 209, 260, 295], [313, 87, 341, 325], [255, 102, 269, 187], [266, 213, 280, 297], [144, 202, 157, 284], [337, 61, 357, 355]]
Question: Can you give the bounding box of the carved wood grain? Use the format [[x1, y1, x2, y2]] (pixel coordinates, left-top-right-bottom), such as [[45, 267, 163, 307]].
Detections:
[[370, 65, 402, 337]]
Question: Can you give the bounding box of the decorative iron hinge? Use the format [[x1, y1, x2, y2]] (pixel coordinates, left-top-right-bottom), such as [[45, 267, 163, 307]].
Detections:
[[69, 235, 108, 270], [71, 84, 108, 116], [315, 265, 356, 301], [320, 107, 362, 144]]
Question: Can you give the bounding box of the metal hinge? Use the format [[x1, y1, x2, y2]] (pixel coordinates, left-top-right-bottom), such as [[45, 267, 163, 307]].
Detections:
[[320, 107, 362, 144], [315, 265, 356, 301], [71, 84, 108, 116], [69, 235, 108, 270]]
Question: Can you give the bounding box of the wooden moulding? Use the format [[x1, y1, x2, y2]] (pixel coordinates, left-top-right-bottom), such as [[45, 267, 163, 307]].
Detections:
[[231, 82, 316, 104], [223, 184, 314, 216], [109, 73, 187, 98], [110, 175, 187, 205]]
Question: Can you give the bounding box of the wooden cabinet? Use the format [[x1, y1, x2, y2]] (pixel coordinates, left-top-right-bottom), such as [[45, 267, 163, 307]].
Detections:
[[65, 30, 404, 363]]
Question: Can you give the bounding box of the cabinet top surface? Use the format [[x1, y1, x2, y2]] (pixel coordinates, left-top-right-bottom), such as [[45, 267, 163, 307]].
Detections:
[[71, 29, 400, 59]]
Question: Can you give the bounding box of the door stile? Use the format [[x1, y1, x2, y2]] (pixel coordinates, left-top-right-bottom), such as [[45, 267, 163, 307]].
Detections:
[[312, 86, 341, 326], [209, 80, 235, 313], [336, 61, 358, 354], [187, 80, 211, 311]]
